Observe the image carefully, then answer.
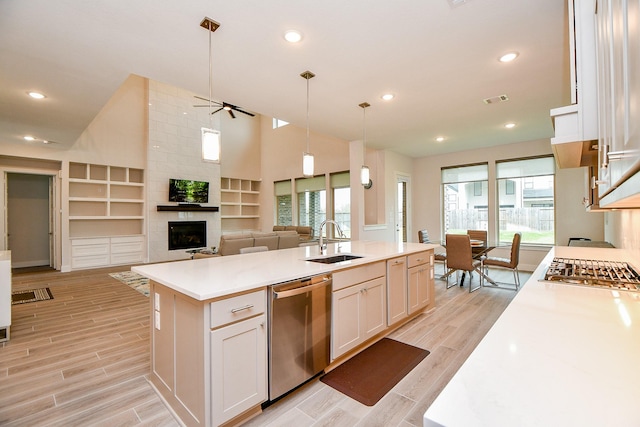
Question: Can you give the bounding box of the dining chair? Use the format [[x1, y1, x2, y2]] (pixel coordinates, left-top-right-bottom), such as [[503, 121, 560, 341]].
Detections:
[[467, 229, 488, 246], [482, 232, 522, 290], [418, 230, 447, 273], [444, 234, 483, 292]]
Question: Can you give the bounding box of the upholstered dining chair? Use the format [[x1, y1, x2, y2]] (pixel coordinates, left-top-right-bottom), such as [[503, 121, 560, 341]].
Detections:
[[444, 234, 483, 292], [418, 229, 447, 273], [482, 232, 522, 290], [467, 229, 488, 246]]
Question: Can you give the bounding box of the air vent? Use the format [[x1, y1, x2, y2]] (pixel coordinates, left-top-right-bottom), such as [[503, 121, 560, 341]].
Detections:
[[448, 0, 471, 8], [483, 94, 509, 105]]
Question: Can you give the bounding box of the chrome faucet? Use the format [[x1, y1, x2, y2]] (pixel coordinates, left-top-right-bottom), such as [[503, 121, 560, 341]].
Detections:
[[319, 220, 345, 254]]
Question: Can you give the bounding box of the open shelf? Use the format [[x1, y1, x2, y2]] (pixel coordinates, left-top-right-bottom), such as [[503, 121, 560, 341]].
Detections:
[[221, 177, 261, 232]]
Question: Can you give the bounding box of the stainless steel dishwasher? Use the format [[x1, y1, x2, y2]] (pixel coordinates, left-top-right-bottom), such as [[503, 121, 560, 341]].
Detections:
[[268, 273, 332, 401]]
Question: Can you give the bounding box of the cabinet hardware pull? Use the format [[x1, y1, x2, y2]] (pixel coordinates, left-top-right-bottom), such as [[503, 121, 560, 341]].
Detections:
[[230, 304, 254, 313], [416, 258, 424, 262]]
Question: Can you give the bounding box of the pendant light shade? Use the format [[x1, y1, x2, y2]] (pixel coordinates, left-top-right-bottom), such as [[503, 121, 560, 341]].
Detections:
[[201, 128, 220, 162], [359, 102, 372, 187], [201, 17, 221, 163], [360, 165, 370, 186], [301, 70, 315, 177], [303, 152, 314, 177]]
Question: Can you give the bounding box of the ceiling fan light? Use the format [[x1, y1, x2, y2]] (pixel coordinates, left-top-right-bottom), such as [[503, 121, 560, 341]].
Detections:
[[303, 152, 314, 177]]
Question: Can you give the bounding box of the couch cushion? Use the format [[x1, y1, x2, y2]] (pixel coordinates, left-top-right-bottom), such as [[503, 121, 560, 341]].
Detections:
[[296, 226, 313, 240], [219, 234, 254, 256], [272, 225, 286, 231], [252, 232, 279, 251], [277, 230, 300, 249]]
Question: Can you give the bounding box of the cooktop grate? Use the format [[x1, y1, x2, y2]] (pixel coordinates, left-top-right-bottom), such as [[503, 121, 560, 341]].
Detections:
[[543, 257, 640, 291]]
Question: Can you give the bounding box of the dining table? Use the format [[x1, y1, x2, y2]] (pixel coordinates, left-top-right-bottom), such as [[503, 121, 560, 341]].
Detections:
[[441, 239, 496, 286]]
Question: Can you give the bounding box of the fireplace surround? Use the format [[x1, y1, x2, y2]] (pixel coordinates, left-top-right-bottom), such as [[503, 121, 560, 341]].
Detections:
[[168, 221, 207, 251]]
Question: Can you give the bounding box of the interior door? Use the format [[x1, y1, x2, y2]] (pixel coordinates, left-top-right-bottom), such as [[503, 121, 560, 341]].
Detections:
[[7, 173, 52, 268]]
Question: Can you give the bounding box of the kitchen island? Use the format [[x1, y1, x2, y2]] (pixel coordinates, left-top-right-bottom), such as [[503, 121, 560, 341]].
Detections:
[[133, 240, 436, 427], [423, 246, 640, 426]]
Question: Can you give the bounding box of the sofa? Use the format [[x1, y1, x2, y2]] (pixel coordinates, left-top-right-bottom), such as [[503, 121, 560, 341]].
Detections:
[[215, 231, 301, 256], [272, 225, 314, 241]]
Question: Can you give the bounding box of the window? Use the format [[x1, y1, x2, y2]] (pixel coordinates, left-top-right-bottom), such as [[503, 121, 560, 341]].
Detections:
[[331, 172, 351, 238], [496, 156, 555, 245], [272, 118, 289, 129], [296, 176, 326, 233], [441, 163, 488, 237], [274, 180, 292, 225]]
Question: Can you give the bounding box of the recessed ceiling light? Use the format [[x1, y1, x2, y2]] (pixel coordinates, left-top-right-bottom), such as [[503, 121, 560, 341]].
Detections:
[[284, 30, 302, 43], [381, 93, 394, 101], [28, 91, 46, 99], [435, 136, 445, 142], [499, 52, 519, 63], [23, 135, 35, 141], [504, 122, 516, 129]]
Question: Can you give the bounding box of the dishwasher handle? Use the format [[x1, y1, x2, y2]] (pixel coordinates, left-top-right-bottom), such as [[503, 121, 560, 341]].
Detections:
[[272, 277, 331, 299]]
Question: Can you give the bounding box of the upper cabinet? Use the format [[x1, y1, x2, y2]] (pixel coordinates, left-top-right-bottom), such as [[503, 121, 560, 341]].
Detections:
[[595, 0, 640, 207], [550, 0, 599, 169]]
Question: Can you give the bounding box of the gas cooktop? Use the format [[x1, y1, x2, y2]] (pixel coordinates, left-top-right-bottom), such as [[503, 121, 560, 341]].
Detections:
[[543, 257, 640, 292]]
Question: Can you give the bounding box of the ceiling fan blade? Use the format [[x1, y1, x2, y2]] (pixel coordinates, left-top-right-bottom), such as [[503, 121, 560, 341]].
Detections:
[[234, 108, 256, 117], [211, 107, 224, 115], [228, 109, 236, 119]]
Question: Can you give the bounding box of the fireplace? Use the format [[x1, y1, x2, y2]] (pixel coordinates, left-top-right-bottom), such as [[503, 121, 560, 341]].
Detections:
[[168, 221, 207, 251]]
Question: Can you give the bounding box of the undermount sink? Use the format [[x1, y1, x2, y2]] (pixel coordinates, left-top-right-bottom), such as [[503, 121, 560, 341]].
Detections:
[[306, 254, 363, 264]]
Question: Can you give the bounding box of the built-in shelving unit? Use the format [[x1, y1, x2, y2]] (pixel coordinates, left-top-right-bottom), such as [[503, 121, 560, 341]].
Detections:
[[220, 177, 260, 231], [68, 162, 145, 269]]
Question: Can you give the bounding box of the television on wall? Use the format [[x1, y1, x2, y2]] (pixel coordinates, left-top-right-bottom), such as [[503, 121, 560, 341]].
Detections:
[[169, 179, 209, 204]]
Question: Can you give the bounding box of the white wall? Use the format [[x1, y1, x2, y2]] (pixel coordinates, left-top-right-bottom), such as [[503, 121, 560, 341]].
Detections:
[[411, 138, 605, 271], [146, 80, 221, 263], [259, 116, 350, 233]]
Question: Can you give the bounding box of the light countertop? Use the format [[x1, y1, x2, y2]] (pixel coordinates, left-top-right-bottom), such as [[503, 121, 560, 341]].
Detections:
[[133, 240, 434, 300], [424, 246, 640, 426]]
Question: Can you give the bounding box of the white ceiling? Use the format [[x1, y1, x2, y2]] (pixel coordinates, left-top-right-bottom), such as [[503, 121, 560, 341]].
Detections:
[[0, 0, 570, 158]]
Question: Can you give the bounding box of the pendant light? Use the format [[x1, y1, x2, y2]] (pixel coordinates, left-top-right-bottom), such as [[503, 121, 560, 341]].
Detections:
[[201, 17, 221, 163], [359, 102, 372, 188], [301, 70, 315, 177]]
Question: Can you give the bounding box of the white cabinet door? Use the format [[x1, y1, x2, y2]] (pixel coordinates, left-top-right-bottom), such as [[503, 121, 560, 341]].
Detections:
[[211, 315, 267, 425], [332, 276, 387, 360], [408, 265, 430, 314], [386, 256, 407, 326]]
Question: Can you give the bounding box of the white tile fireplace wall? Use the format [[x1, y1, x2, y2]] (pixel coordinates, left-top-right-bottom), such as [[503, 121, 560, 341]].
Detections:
[[146, 80, 221, 263]]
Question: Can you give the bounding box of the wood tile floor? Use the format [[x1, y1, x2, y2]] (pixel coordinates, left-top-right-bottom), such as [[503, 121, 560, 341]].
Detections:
[[0, 265, 529, 426]]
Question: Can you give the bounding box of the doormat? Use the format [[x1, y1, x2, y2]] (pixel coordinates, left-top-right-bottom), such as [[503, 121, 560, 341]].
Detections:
[[109, 271, 149, 297], [320, 338, 429, 406], [12, 288, 54, 305]]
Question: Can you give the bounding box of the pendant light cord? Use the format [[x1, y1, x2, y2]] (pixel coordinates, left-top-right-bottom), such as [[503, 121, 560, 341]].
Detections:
[[208, 22, 212, 126], [306, 76, 310, 153]]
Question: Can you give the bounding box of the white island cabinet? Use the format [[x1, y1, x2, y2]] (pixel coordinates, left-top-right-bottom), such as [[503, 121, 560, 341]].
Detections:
[[133, 240, 436, 427], [331, 261, 387, 360]]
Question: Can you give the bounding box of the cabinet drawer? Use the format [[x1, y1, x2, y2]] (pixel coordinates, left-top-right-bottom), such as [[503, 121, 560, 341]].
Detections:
[[71, 254, 109, 269], [71, 241, 109, 257], [111, 251, 143, 265], [333, 261, 385, 291], [210, 290, 266, 328], [408, 251, 431, 268]]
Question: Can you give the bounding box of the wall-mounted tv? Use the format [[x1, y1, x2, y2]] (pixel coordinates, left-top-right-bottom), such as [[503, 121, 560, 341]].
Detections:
[[169, 179, 209, 204]]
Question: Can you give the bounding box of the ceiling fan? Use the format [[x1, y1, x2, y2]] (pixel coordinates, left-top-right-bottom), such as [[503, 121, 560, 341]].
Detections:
[[193, 95, 255, 119]]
